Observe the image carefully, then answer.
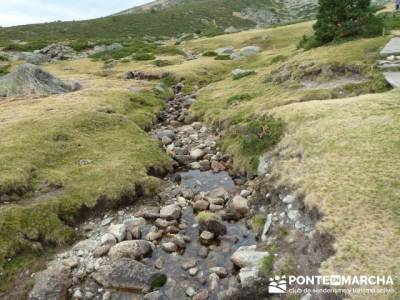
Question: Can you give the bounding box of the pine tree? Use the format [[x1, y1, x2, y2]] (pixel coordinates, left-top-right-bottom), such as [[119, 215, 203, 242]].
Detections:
[[313, 0, 381, 45]]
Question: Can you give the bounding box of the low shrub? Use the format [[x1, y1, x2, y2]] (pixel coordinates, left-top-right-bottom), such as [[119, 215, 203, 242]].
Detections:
[[133, 52, 155, 61], [227, 93, 254, 105], [202, 51, 218, 57], [239, 115, 285, 154]]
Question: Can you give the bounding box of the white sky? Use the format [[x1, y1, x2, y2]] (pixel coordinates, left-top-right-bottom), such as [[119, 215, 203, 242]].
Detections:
[[0, 0, 153, 27]]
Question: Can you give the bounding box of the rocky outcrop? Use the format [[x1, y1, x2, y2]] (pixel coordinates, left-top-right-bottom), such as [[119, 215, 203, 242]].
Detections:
[[93, 259, 166, 293], [28, 265, 71, 300], [0, 63, 79, 97]]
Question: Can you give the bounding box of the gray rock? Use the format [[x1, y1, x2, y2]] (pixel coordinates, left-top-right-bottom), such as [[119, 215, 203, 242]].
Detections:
[[231, 68, 256, 80], [100, 233, 117, 246], [239, 46, 261, 56], [72, 239, 99, 252], [193, 199, 209, 211], [199, 218, 227, 237], [162, 242, 178, 253], [0, 63, 74, 97], [210, 267, 228, 278], [200, 231, 215, 244], [190, 148, 205, 160], [239, 266, 260, 288], [108, 224, 126, 242], [29, 265, 71, 300], [182, 259, 197, 270], [207, 187, 229, 200], [215, 47, 235, 55], [108, 240, 153, 260], [288, 210, 301, 221], [144, 291, 162, 300], [160, 204, 181, 220], [283, 194, 296, 204], [93, 259, 166, 293], [124, 216, 146, 232], [193, 289, 209, 300], [261, 213, 273, 242], [231, 245, 269, 268], [17, 52, 49, 65], [185, 287, 196, 297], [224, 26, 239, 34], [230, 195, 249, 215], [257, 155, 270, 176]]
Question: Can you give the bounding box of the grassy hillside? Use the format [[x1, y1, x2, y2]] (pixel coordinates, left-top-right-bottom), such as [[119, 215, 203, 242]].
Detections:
[[0, 0, 317, 49], [139, 21, 398, 290], [0, 59, 175, 288]]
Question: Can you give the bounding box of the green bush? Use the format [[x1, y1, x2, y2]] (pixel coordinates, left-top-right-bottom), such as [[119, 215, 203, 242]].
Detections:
[[133, 52, 155, 61], [0, 65, 10, 76], [313, 0, 383, 46], [240, 115, 285, 154], [227, 93, 254, 105], [155, 46, 184, 56], [260, 255, 274, 275], [153, 59, 173, 67], [69, 40, 91, 52], [202, 51, 218, 57], [3, 41, 48, 52], [215, 54, 231, 60]]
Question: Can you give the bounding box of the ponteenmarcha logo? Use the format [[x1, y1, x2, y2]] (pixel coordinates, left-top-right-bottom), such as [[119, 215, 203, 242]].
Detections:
[[269, 275, 287, 294]]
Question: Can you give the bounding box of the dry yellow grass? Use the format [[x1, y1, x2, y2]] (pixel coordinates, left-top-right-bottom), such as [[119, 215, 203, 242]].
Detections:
[[270, 91, 400, 297]]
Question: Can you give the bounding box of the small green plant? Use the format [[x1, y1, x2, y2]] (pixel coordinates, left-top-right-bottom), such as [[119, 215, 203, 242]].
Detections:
[[202, 51, 218, 57], [260, 255, 274, 275], [151, 274, 167, 289], [227, 93, 254, 105], [155, 46, 184, 56], [214, 54, 231, 60], [270, 55, 288, 64], [196, 211, 218, 222], [0, 65, 10, 76], [133, 52, 155, 61], [160, 74, 177, 88], [251, 214, 267, 232], [240, 115, 285, 154], [153, 59, 173, 67]]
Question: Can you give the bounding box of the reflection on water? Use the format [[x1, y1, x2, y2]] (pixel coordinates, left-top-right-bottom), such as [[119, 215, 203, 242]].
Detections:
[[178, 170, 235, 193]]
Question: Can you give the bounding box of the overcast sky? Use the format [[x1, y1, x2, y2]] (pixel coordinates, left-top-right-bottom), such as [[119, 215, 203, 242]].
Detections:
[[0, 0, 153, 27]]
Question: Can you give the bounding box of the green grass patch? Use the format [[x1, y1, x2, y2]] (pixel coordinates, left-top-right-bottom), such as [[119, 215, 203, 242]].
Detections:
[[0, 88, 171, 269], [260, 255, 274, 276], [227, 93, 255, 106], [133, 52, 156, 61], [215, 54, 231, 60], [251, 214, 267, 232]]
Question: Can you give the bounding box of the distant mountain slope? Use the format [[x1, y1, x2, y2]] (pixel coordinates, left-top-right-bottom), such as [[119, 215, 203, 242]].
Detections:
[[116, 0, 184, 15], [0, 0, 390, 47]]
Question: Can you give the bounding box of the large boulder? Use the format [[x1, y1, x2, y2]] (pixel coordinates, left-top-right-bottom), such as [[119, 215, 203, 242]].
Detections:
[[0, 63, 77, 97], [231, 245, 269, 268], [198, 213, 227, 237], [17, 52, 49, 65], [108, 240, 154, 260], [230, 195, 250, 215], [239, 46, 261, 57], [29, 265, 71, 300], [93, 258, 166, 293]]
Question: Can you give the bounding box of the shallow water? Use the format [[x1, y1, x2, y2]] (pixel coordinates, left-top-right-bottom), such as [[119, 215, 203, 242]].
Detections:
[[151, 207, 257, 299], [178, 170, 236, 193]]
